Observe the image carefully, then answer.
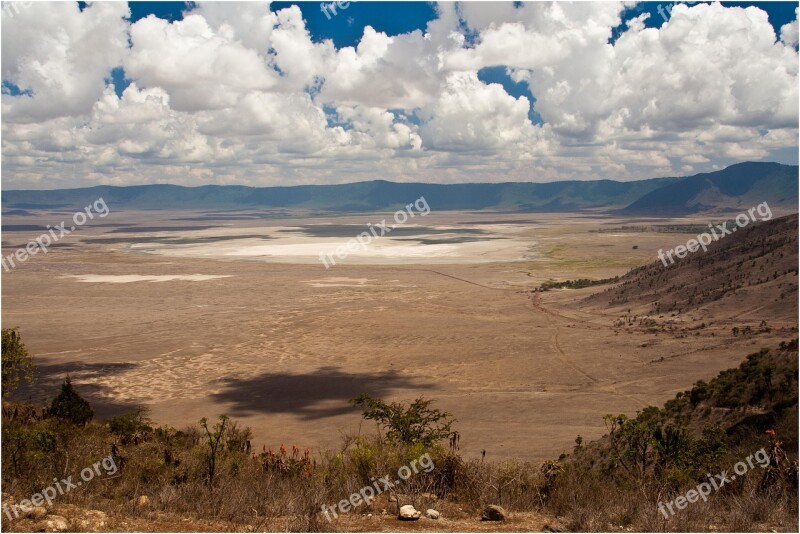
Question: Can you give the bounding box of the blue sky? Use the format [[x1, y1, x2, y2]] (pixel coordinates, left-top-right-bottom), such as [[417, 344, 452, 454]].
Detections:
[[2, 2, 798, 188], [121, 1, 798, 41]]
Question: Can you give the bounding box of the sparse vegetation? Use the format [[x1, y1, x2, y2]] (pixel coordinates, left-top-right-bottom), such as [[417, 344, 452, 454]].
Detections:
[[594, 214, 798, 311], [1, 327, 796, 532], [538, 276, 619, 291], [541, 342, 798, 531], [108, 407, 154, 444]]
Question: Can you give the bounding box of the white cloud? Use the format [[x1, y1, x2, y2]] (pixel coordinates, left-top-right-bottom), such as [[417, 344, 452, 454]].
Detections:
[[1, 1, 130, 123], [1, 0, 797, 188], [781, 7, 799, 47], [123, 12, 279, 112], [319, 26, 444, 109], [418, 71, 541, 155]]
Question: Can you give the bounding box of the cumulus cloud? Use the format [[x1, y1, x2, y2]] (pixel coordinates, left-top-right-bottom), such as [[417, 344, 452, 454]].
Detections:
[[418, 71, 541, 155], [1, 0, 797, 188], [2, 1, 130, 123], [781, 7, 799, 47], [319, 26, 444, 109], [123, 12, 279, 112]]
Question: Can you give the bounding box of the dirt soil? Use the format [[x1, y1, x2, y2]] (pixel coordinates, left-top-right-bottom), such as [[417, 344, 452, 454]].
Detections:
[[2, 210, 796, 464]]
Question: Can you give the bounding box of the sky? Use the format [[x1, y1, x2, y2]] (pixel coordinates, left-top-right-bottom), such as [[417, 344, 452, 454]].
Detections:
[[1, 1, 798, 189]]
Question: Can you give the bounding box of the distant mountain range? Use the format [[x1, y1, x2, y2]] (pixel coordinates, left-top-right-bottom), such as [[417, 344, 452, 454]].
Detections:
[[2, 162, 797, 215]]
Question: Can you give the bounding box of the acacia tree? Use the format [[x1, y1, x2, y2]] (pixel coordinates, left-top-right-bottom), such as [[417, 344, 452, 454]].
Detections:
[[350, 394, 456, 447], [2, 327, 34, 398]]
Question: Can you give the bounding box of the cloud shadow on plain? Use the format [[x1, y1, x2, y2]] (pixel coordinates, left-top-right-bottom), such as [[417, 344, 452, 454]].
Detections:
[[210, 366, 435, 420]]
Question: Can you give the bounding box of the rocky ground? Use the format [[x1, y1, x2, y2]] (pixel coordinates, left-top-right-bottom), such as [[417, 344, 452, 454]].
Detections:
[[2, 492, 565, 533]]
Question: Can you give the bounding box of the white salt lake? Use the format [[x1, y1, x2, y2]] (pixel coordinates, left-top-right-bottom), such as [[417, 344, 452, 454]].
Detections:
[[126, 224, 537, 265]]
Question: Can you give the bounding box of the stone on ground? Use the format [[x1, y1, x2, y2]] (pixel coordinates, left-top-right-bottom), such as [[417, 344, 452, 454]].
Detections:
[[398, 504, 421, 520], [481, 504, 507, 521]]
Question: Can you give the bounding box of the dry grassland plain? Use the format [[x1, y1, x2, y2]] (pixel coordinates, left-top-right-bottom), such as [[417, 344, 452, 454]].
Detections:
[[2, 209, 795, 462]]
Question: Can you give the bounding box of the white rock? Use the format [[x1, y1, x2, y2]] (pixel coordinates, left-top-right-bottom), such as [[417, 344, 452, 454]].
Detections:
[[398, 504, 421, 520], [43, 515, 69, 532], [425, 509, 440, 520], [76, 510, 108, 532]]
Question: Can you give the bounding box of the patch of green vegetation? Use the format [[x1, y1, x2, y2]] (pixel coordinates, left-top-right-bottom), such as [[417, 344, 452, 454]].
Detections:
[[593, 224, 707, 234], [47, 376, 94, 426], [545, 340, 798, 530], [350, 394, 457, 447], [538, 276, 619, 291], [652, 224, 721, 234]]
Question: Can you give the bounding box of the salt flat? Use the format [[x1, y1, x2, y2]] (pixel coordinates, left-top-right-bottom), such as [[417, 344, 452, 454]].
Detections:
[[127, 224, 534, 265], [64, 274, 232, 283]]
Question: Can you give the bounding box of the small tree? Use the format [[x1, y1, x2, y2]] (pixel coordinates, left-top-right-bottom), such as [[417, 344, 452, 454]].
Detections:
[[350, 393, 455, 447], [604, 408, 662, 479], [2, 327, 34, 398], [108, 407, 153, 444], [48, 376, 94, 426], [200, 415, 229, 487]]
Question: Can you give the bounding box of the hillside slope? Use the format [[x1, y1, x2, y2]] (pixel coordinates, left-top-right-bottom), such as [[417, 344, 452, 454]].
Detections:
[[622, 162, 798, 215], [544, 340, 798, 531], [583, 213, 798, 321]]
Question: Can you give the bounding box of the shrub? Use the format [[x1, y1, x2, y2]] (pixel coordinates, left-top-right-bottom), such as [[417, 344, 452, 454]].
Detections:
[[3, 423, 58, 480], [47, 376, 93, 426], [200, 415, 228, 486], [1, 327, 34, 398], [350, 393, 456, 447], [109, 407, 154, 444]]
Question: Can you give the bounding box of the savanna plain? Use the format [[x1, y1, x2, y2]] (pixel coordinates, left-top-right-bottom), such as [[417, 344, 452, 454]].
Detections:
[[3, 208, 793, 464]]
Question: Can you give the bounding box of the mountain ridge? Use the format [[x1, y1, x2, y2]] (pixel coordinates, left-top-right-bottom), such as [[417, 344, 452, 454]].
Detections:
[[2, 161, 796, 215], [621, 161, 797, 215]]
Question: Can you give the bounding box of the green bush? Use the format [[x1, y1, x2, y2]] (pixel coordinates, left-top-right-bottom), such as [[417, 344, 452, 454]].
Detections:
[[109, 407, 153, 443], [47, 376, 94, 426], [350, 393, 456, 447], [1, 327, 34, 398]]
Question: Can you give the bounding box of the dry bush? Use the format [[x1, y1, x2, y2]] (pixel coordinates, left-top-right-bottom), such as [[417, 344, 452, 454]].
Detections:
[[446, 457, 544, 512], [542, 440, 798, 532]]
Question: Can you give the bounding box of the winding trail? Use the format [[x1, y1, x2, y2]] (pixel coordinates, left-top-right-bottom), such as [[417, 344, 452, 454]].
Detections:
[[530, 293, 599, 384], [413, 269, 517, 291], [416, 268, 648, 407], [530, 293, 648, 406]]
